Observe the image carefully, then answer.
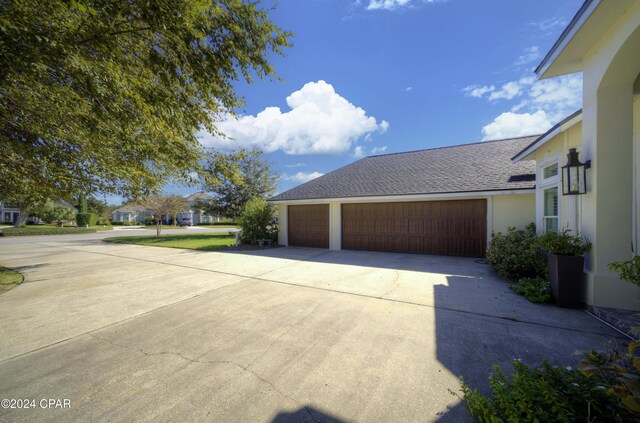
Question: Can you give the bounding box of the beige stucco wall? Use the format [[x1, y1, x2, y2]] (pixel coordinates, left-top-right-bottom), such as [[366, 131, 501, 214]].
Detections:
[[491, 194, 536, 235], [533, 121, 583, 234], [579, 1, 640, 310], [277, 205, 287, 246]]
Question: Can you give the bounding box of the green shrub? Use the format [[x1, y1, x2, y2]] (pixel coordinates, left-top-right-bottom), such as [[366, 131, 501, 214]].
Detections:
[[579, 345, 640, 414], [238, 198, 277, 244], [76, 212, 98, 227], [538, 229, 591, 256], [197, 221, 238, 226], [510, 277, 553, 304], [486, 224, 547, 280], [1, 227, 96, 236], [608, 255, 640, 288], [76, 213, 90, 226], [111, 221, 136, 226], [452, 359, 635, 423]]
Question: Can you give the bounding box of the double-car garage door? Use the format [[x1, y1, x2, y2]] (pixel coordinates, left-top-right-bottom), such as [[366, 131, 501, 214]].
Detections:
[[288, 199, 487, 257]]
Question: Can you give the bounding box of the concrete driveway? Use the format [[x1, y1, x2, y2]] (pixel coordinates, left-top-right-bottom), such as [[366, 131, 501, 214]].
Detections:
[[0, 234, 627, 422]]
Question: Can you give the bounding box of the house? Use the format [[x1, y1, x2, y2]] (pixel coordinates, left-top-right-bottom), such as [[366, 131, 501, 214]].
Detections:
[[110, 191, 217, 225], [0, 200, 77, 225], [272, 0, 640, 312], [111, 204, 152, 224], [269, 136, 538, 258], [176, 191, 216, 224], [511, 0, 640, 311], [0, 203, 21, 225]]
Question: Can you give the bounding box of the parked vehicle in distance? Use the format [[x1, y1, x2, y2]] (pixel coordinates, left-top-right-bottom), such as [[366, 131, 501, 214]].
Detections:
[[179, 218, 193, 227]]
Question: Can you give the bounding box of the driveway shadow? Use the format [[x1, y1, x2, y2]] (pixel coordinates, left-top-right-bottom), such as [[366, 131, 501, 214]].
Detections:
[[220, 246, 491, 278], [432, 275, 629, 421], [271, 406, 346, 422]]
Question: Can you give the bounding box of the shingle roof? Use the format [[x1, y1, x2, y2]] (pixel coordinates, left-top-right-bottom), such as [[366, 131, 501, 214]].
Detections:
[[269, 135, 538, 202], [184, 191, 213, 202], [113, 204, 148, 213]]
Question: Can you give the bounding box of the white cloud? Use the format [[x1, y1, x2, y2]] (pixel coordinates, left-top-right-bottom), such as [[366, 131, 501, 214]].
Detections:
[[372, 146, 388, 154], [200, 80, 388, 155], [482, 111, 551, 141], [465, 73, 582, 141], [284, 162, 307, 168], [531, 17, 567, 32], [488, 81, 523, 100], [405, 86, 413, 92], [283, 171, 325, 183], [353, 145, 366, 158], [514, 46, 541, 66], [463, 85, 495, 98], [366, 0, 442, 11], [367, 0, 411, 10], [527, 76, 582, 116]]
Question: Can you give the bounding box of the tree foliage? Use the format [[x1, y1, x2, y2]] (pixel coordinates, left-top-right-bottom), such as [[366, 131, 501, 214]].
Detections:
[[202, 149, 278, 219], [0, 0, 292, 204], [164, 195, 188, 226], [136, 194, 186, 236], [33, 199, 76, 226]]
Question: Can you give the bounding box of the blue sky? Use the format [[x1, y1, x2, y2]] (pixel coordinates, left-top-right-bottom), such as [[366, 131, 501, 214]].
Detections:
[[128, 0, 585, 204]]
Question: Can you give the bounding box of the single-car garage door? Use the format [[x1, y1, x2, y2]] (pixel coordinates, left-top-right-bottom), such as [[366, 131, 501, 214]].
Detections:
[[342, 200, 487, 257], [288, 204, 329, 248]]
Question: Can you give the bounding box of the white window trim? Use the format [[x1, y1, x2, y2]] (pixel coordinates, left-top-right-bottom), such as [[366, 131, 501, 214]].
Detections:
[[537, 154, 561, 233]]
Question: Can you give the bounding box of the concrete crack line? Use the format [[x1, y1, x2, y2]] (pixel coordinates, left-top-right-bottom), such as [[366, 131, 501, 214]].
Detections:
[[88, 333, 302, 409], [252, 250, 334, 280], [381, 269, 401, 298], [244, 298, 330, 371], [0, 278, 255, 365]]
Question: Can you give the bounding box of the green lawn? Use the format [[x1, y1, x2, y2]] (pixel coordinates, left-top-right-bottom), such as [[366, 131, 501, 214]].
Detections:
[[103, 233, 237, 251], [0, 266, 23, 292], [0, 224, 113, 232]]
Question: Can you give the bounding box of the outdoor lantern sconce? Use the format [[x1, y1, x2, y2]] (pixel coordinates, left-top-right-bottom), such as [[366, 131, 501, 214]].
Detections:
[[562, 148, 591, 195]]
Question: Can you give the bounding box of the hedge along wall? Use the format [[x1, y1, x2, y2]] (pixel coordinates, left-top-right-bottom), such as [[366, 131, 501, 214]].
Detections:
[[1, 227, 97, 236]]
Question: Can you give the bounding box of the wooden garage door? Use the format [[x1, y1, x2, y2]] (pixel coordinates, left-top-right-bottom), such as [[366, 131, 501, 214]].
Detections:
[[342, 200, 487, 257], [288, 204, 329, 248]]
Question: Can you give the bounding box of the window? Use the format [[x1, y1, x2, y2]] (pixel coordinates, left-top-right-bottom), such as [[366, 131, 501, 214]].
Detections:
[[543, 187, 559, 233], [3, 212, 10, 222], [543, 163, 558, 179]]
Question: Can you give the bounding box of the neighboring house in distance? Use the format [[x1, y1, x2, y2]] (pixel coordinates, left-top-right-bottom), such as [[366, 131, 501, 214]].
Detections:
[[0, 200, 77, 225], [511, 0, 640, 311], [111, 191, 218, 225], [0, 203, 21, 225], [177, 191, 216, 224], [269, 136, 538, 259], [111, 204, 152, 224]]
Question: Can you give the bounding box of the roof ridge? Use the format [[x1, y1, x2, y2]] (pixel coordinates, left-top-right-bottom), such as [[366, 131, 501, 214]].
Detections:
[[367, 134, 541, 159]]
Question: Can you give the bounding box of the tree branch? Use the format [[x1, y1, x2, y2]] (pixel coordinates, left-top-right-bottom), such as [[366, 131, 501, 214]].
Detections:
[[79, 26, 152, 44]]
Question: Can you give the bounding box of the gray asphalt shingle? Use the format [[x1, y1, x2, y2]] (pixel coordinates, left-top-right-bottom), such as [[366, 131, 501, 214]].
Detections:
[[270, 135, 538, 201]]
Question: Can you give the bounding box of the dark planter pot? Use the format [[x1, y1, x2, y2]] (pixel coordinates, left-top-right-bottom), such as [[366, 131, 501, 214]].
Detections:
[[548, 253, 585, 308]]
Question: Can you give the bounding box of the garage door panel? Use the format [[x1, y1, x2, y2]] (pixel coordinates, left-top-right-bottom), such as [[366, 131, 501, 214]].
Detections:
[[342, 200, 487, 257], [288, 205, 329, 248]]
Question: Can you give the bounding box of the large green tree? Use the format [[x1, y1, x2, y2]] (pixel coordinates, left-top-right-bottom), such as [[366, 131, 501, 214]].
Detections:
[[0, 0, 291, 207], [201, 149, 278, 219], [32, 199, 76, 226]]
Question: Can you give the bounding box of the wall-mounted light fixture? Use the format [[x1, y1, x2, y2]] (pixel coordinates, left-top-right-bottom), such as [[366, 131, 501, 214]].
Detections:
[[562, 148, 591, 195]]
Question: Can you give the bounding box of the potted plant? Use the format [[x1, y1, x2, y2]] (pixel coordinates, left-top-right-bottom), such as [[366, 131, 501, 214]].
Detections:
[[538, 230, 591, 308]]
